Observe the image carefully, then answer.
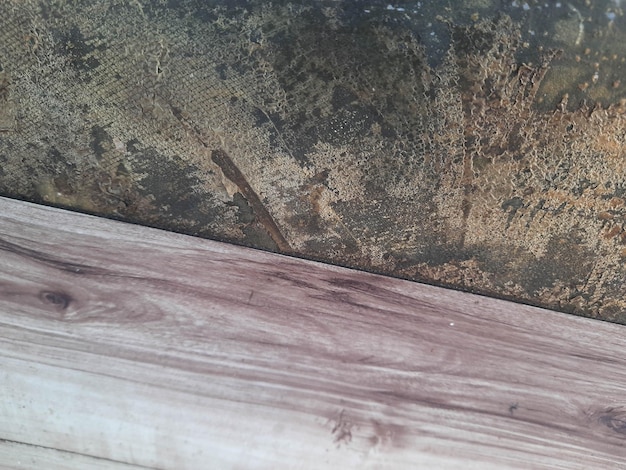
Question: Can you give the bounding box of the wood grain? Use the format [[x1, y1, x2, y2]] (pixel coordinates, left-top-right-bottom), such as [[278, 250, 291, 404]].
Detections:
[[0, 196, 625, 469]]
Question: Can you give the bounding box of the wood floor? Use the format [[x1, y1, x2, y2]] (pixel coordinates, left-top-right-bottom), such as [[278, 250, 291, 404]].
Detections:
[[1, 196, 625, 469]]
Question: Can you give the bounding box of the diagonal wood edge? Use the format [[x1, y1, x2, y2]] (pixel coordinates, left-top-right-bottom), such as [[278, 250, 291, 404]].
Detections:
[[0, 196, 625, 469]]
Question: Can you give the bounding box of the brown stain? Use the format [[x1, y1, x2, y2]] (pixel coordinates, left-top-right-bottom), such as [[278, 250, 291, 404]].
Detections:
[[169, 105, 291, 252], [210, 149, 292, 253], [604, 225, 621, 240]]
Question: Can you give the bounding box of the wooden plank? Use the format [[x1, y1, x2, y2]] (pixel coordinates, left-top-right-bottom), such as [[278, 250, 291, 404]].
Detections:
[[0, 196, 625, 469]]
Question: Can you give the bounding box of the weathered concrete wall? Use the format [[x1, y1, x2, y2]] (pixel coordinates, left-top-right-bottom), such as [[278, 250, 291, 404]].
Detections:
[[1, 0, 626, 322]]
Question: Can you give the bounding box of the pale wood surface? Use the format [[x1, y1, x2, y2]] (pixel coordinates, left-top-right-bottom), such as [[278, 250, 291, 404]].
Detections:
[[1, 196, 625, 469], [0, 440, 147, 470]]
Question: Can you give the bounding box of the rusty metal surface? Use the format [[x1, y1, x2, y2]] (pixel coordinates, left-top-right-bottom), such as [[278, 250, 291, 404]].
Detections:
[[1, 1, 626, 322]]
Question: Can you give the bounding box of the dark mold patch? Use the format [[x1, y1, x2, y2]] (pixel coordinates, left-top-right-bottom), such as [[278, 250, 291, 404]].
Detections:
[[54, 25, 101, 74], [129, 146, 221, 233], [263, 3, 426, 159], [90, 126, 112, 161], [522, 233, 594, 295], [331, 86, 359, 111]]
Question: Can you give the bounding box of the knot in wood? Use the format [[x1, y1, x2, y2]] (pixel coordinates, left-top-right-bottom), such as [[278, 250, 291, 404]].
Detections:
[[39, 290, 72, 310]]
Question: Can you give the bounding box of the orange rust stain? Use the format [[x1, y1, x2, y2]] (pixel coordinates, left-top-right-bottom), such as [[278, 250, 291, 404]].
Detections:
[[604, 225, 621, 239]]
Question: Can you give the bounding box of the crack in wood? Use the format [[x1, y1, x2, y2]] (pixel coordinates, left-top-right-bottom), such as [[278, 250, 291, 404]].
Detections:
[[0, 438, 156, 469]]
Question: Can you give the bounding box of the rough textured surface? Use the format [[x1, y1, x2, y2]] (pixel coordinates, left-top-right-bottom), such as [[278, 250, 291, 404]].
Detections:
[[1, 0, 626, 321]]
